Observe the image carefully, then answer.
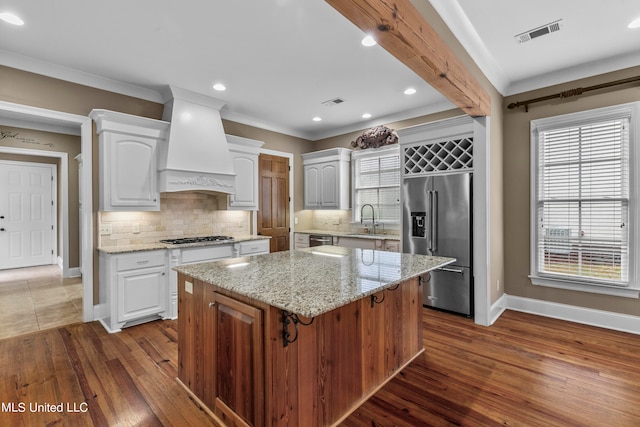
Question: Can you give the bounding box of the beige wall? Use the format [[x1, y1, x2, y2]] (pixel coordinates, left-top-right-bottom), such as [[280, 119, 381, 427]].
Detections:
[[0, 126, 81, 267], [503, 66, 640, 316]]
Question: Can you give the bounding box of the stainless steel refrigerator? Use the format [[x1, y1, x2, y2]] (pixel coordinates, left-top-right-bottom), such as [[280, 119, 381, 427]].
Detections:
[[402, 172, 473, 317]]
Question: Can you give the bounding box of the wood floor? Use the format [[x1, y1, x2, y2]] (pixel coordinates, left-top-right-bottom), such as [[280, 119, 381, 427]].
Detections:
[[1, 308, 638, 426]]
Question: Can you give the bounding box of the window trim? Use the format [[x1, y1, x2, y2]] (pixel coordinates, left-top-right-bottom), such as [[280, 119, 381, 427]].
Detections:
[[351, 145, 401, 225], [529, 102, 640, 298]]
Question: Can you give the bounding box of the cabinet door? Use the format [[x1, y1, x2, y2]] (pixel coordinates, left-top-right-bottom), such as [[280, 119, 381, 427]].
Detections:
[[319, 161, 338, 207], [117, 265, 166, 322], [304, 165, 320, 208], [209, 292, 264, 427], [107, 135, 159, 210], [384, 240, 401, 252], [230, 154, 258, 209], [335, 237, 376, 250]]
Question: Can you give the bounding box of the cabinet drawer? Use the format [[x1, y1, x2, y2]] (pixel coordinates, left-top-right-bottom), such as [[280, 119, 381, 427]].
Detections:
[[181, 245, 233, 264], [117, 251, 166, 271], [238, 240, 270, 255]]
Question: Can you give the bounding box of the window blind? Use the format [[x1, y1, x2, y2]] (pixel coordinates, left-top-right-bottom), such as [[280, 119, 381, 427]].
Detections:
[[536, 118, 629, 284], [353, 151, 401, 223]]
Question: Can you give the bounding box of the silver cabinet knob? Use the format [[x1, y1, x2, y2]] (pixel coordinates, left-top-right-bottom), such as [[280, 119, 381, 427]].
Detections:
[[208, 302, 215, 308]]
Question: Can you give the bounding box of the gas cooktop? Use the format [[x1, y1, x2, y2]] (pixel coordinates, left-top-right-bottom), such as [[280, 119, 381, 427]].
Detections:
[[159, 235, 235, 245]]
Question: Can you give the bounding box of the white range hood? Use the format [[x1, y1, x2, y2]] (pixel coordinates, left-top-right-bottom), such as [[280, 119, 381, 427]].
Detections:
[[158, 86, 236, 194]]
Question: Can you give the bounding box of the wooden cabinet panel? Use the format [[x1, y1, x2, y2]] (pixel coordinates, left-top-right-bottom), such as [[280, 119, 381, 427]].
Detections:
[[178, 273, 422, 427], [213, 292, 264, 427], [178, 275, 264, 427]]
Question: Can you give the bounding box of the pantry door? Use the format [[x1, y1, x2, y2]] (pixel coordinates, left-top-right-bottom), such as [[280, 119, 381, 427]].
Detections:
[[257, 154, 290, 252], [0, 160, 56, 270]]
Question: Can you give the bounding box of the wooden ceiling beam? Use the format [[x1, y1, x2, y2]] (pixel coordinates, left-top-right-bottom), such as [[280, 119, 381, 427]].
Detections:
[[326, 0, 491, 117]]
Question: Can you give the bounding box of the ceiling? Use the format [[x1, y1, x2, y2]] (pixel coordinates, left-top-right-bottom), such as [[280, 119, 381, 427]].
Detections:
[[1, 0, 639, 141]]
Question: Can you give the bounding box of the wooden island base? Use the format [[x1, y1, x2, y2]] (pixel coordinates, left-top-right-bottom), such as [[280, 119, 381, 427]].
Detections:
[[178, 273, 424, 427]]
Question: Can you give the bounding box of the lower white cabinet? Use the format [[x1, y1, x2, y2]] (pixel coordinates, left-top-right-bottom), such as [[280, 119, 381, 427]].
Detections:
[[334, 236, 401, 252], [235, 239, 270, 256], [294, 233, 310, 249], [100, 250, 168, 332]]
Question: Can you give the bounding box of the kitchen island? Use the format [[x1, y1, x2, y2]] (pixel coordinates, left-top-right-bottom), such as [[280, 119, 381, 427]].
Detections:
[[175, 246, 453, 426]]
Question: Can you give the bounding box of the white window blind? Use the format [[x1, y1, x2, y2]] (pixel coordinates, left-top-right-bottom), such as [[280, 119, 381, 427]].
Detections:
[[353, 148, 401, 223], [535, 117, 629, 285]]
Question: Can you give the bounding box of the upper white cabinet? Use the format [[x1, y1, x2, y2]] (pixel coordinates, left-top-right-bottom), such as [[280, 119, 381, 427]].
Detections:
[[90, 109, 169, 212], [302, 148, 351, 210], [224, 135, 264, 210]]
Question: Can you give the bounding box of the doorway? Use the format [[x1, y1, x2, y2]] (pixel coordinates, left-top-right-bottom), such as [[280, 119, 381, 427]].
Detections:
[[0, 160, 57, 270], [257, 153, 290, 252], [0, 100, 94, 323]]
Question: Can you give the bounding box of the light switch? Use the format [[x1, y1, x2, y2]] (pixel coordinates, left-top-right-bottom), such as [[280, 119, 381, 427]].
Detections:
[[185, 281, 193, 294]]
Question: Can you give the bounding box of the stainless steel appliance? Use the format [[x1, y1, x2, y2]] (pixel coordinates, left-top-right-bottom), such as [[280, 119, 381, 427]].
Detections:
[[309, 234, 334, 246], [402, 172, 473, 317]]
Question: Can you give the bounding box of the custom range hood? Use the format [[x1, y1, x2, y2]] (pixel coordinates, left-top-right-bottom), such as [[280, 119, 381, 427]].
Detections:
[[158, 85, 235, 194]]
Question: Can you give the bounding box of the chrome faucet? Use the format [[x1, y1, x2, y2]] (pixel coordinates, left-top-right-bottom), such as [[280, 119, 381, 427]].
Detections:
[[360, 203, 376, 234]]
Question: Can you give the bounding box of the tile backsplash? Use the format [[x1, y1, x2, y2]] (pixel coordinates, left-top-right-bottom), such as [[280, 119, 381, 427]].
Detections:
[[99, 192, 250, 247]]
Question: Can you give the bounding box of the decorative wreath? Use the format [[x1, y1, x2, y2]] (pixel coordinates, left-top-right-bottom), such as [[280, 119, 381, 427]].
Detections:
[[350, 126, 398, 149]]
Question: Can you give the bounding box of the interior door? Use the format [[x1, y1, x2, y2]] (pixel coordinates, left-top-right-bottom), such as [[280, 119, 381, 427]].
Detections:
[[257, 154, 290, 252], [0, 160, 56, 269]]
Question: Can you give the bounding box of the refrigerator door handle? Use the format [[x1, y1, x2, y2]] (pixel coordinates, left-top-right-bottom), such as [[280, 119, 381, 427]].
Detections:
[[432, 190, 438, 252], [427, 190, 433, 251]]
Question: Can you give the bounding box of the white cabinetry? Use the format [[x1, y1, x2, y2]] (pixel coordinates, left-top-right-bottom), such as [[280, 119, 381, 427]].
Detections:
[[334, 236, 400, 252], [383, 239, 401, 252], [90, 109, 169, 212], [294, 233, 310, 249], [224, 135, 265, 210], [302, 148, 351, 209], [234, 239, 270, 256], [99, 250, 168, 332]]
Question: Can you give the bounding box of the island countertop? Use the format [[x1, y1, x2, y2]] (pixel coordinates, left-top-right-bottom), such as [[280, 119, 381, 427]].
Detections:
[[174, 245, 454, 318]]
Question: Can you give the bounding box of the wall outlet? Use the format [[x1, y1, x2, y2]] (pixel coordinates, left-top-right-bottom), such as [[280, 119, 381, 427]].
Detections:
[[185, 281, 193, 295], [496, 280, 501, 291], [133, 223, 141, 234], [99, 224, 112, 235]]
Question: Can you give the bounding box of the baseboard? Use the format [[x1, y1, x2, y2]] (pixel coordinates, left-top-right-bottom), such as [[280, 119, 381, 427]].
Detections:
[[67, 267, 81, 277], [488, 293, 507, 326], [502, 294, 640, 335]]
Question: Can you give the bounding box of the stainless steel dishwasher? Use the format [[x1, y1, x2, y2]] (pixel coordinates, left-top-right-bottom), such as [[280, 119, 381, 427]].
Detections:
[[309, 234, 334, 246]]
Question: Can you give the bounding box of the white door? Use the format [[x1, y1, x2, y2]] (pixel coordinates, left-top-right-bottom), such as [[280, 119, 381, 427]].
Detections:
[[0, 160, 56, 270]]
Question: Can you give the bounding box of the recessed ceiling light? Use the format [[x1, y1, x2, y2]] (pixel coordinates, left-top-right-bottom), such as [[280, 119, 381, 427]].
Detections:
[[629, 17, 640, 29], [361, 35, 377, 47], [404, 88, 417, 95], [312, 116, 322, 122], [0, 12, 24, 26], [362, 113, 372, 119], [213, 83, 226, 91]]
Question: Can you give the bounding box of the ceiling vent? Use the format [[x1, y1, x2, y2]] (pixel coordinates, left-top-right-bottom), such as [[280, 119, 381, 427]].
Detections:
[[322, 97, 345, 107], [515, 19, 562, 44]]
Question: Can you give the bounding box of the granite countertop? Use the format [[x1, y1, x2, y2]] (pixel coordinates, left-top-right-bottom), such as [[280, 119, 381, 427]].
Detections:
[[295, 229, 401, 240], [174, 245, 454, 318], [98, 235, 270, 254]]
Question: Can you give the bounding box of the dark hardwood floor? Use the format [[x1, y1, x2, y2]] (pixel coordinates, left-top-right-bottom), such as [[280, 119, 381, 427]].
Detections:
[[1, 308, 638, 426]]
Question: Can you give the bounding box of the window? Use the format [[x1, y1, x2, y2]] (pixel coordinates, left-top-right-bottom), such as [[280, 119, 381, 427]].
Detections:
[[530, 103, 639, 296], [352, 145, 401, 224]]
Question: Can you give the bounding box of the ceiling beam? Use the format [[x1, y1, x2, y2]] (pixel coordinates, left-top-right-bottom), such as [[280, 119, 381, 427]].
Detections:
[[326, 0, 491, 117]]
